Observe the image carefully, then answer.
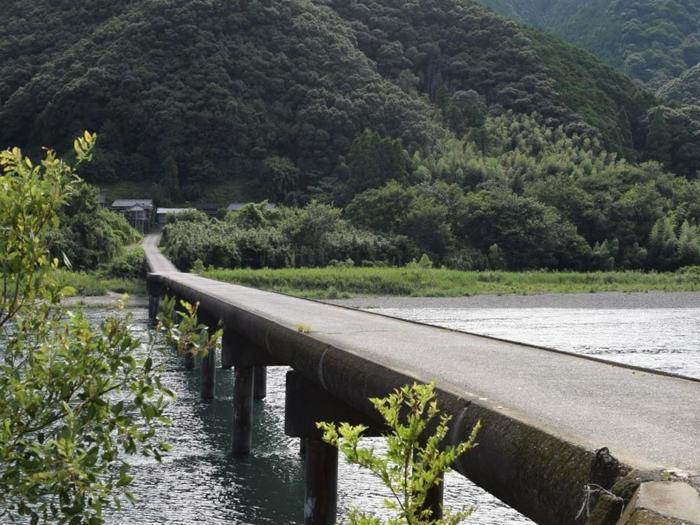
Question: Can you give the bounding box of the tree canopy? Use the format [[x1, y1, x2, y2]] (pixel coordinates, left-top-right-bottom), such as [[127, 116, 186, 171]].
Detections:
[[0, 0, 683, 202], [161, 113, 700, 272]]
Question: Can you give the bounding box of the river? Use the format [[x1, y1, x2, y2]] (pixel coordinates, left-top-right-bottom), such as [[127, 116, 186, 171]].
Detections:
[[96, 291, 698, 524]]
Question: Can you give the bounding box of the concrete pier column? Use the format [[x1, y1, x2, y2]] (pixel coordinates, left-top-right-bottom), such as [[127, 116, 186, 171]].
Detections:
[[145, 279, 164, 326], [424, 475, 444, 521], [232, 365, 255, 455], [304, 437, 338, 525], [201, 347, 216, 400], [148, 294, 160, 325], [285, 370, 384, 524], [254, 366, 267, 400], [197, 310, 218, 401], [221, 332, 234, 369], [170, 299, 195, 369], [184, 349, 195, 370]]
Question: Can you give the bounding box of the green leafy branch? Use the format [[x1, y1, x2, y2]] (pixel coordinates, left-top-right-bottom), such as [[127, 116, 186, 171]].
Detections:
[[156, 295, 222, 360], [0, 134, 176, 524], [318, 382, 481, 525]]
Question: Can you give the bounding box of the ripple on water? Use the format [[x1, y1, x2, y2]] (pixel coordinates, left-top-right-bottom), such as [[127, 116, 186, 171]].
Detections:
[[81, 307, 531, 525], [91, 305, 698, 523], [371, 307, 700, 379]]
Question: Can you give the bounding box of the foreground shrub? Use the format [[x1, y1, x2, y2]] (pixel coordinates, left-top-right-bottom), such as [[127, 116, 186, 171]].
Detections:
[[318, 383, 481, 524]]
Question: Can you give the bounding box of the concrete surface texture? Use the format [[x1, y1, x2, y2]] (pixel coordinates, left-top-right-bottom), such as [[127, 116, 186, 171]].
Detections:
[[143, 233, 178, 274]]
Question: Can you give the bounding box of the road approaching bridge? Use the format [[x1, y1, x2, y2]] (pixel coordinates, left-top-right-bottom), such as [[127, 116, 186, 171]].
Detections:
[[143, 234, 700, 525]]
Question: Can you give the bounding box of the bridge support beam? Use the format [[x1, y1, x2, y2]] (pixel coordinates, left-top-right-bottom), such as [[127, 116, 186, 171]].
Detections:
[[425, 475, 444, 521], [285, 370, 384, 525], [222, 329, 285, 369], [147, 294, 160, 326], [201, 348, 216, 400], [232, 366, 255, 456], [254, 366, 267, 400], [184, 351, 195, 370]]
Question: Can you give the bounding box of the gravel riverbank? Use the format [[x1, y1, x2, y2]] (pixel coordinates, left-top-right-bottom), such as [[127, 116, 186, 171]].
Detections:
[[328, 290, 700, 310]]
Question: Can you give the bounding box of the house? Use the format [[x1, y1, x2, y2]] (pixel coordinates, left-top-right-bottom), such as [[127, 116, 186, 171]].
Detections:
[[156, 207, 195, 226], [111, 199, 155, 232]]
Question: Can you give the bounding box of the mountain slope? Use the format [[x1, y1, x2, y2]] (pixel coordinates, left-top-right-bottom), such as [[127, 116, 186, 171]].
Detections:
[[0, 0, 444, 199], [0, 0, 677, 200], [324, 0, 652, 154], [658, 63, 700, 105], [478, 0, 700, 93]]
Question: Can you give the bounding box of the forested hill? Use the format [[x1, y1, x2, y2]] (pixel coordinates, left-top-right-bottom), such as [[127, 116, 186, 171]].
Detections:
[[478, 0, 700, 94], [658, 63, 700, 105], [0, 0, 664, 202]]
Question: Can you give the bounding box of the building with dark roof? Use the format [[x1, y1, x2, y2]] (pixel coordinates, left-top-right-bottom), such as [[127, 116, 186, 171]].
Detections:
[[111, 199, 154, 232]]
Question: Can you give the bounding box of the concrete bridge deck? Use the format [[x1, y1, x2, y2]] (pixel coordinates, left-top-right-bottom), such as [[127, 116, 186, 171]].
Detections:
[[143, 234, 700, 525]]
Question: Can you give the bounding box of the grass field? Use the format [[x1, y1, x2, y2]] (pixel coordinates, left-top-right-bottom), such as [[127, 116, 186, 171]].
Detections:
[[203, 267, 700, 299]]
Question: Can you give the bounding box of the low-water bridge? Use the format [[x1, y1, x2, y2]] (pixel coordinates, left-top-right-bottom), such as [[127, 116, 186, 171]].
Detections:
[[143, 234, 700, 525]]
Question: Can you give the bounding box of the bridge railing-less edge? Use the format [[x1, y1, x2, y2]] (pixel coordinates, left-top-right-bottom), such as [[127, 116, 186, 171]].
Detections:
[[146, 271, 700, 525]]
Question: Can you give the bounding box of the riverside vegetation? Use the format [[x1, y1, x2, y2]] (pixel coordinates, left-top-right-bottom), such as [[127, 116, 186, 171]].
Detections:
[[476, 0, 700, 181], [49, 183, 147, 296], [0, 135, 174, 524], [204, 267, 700, 299], [160, 113, 700, 287]]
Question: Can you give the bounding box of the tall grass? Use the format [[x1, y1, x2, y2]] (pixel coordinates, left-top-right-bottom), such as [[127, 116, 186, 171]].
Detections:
[[203, 267, 700, 299]]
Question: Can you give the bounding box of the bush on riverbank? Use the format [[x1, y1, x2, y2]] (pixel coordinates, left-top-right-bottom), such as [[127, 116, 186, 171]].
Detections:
[[203, 267, 700, 299], [49, 183, 142, 271], [98, 246, 146, 279], [52, 246, 147, 297], [52, 269, 146, 296], [161, 202, 416, 272]]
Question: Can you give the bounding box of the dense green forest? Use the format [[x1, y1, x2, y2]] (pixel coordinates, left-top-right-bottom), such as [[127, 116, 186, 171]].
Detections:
[[658, 63, 700, 104], [3, 0, 700, 273], [476, 1, 700, 176], [162, 113, 700, 272], [3, 0, 693, 205], [477, 0, 700, 92]]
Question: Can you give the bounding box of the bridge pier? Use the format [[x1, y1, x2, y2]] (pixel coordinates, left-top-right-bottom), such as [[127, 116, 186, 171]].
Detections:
[[232, 365, 254, 455], [146, 280, 164, 326], [198, 311, 219, 401], [169, 298, 196, 370], [222, 329, 285, 454], [201, 348, 216, 400], [184, 351, 195, 370], [285, 370, 384, 525], [303, 437, 338, 525], [254, 366, 267, 400], [425, 475, 444, 521], [147, 294, 160, 326]]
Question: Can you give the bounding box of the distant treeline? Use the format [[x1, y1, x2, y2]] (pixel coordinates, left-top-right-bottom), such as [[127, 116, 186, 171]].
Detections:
[[161, 114, 700, 272]]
